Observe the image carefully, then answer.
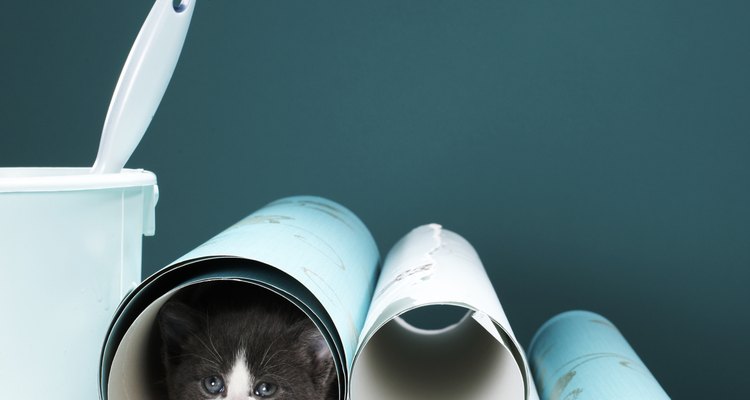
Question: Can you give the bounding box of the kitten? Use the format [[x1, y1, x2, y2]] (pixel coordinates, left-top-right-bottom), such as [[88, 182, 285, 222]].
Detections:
[[157, 285, 337, 400]]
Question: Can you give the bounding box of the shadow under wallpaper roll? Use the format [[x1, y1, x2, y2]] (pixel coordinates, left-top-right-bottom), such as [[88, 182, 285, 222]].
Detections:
[[1, 1, 748, 398]]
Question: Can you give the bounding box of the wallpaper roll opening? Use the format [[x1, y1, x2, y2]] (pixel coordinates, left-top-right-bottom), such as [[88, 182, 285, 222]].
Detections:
[[350, 224, 531, 400], [351, 307, 522, 400], [105, 280, 339, 400]]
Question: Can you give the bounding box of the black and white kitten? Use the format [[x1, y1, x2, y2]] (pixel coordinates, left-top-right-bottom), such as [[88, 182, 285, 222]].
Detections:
[[157, 285, 337, 400]]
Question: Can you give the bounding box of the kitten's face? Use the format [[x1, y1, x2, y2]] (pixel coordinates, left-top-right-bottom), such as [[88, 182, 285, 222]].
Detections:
[[157, 298, 337, 400]]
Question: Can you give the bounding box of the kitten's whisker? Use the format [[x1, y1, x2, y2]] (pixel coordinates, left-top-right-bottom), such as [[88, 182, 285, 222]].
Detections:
[[260, 349, 292, 371], [204, 312, 223, 363], [258, 343, 273, 371], [258, 334, 287, 369], [167, 353, 220, 367], [188, 330, 224, 365], [259, 370, 291, 387]]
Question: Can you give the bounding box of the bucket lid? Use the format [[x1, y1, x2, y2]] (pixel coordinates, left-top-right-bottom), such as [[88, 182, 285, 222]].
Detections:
[[0, 168, 157, 193]]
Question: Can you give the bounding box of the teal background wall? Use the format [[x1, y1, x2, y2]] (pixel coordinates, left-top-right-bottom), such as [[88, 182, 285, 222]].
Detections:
[[2, 1, 748, 397]]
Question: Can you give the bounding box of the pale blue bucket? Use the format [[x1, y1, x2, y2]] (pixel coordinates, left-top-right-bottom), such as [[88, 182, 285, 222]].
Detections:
[[0, 167, 158, 400]]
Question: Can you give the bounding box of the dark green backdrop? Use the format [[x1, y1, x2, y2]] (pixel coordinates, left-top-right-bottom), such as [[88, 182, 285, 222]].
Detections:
[[2, 1, 748, 397]]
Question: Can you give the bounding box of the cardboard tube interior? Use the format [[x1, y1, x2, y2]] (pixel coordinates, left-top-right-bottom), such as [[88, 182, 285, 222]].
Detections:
[[350, 305, 524, 400], [107, 280, 339, 400]]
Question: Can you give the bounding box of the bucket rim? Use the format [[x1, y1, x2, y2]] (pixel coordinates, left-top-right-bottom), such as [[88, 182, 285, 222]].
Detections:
[[0, 167, 156, 193]]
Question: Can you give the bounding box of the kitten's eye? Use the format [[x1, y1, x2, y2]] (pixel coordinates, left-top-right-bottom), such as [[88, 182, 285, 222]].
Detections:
[[253, 381, 278, 397], [201, 375, 225, 395]]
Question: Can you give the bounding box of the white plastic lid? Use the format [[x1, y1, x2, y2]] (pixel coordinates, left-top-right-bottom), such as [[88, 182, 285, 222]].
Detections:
[[0, 168, 157, 193]]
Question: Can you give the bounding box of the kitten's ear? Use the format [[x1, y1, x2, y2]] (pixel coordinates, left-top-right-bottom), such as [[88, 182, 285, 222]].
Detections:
[[300, 324, 336, 390], [157, 301, 202, 359]]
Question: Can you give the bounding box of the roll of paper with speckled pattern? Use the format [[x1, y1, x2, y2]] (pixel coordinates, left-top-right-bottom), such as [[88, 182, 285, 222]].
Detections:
[[528, 310, 670, 400]]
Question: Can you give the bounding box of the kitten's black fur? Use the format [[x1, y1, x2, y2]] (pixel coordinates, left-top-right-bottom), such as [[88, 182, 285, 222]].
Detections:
[[157, 284, 337, 400]]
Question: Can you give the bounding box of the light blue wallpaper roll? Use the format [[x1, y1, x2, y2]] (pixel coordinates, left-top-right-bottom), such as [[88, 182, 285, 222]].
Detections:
[[528, 311, 670, 400]]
